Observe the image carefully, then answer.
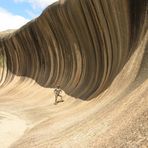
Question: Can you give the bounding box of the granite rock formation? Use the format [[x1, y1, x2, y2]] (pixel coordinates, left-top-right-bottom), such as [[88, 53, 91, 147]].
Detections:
[[0, 0, 147, 147], [0, 0, 147, 99]]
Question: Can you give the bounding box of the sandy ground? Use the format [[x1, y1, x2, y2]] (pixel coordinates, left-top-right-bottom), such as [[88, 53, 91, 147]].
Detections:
[[0, 111, 27, 148]]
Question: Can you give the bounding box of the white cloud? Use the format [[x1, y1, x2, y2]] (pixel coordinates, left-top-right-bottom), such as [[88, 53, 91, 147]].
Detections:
[[14, 0, 58, 9], [25, 9, 38, 18], [0, 7, 29, 32]]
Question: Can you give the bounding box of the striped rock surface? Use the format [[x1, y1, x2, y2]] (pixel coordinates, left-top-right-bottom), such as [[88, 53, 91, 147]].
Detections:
[[0, 0, 147, 147]]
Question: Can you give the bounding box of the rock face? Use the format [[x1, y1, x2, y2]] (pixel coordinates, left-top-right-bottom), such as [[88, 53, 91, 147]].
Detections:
[[0, 0, 147, 99], [0, 0, 147, 147]]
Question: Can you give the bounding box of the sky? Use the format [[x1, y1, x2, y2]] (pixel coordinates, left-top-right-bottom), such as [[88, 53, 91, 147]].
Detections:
[[0, 0, 58, 31]]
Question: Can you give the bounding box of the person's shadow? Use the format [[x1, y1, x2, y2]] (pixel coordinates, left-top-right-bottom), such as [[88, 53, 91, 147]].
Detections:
[[54, 100, 64, 105]]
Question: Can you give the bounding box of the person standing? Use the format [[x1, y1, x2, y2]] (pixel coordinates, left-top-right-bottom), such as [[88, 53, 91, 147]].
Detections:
[[54, 86, 64, 105]]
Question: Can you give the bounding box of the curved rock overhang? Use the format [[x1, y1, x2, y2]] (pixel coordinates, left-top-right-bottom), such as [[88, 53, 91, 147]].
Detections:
[[0, 0, 147, 99]]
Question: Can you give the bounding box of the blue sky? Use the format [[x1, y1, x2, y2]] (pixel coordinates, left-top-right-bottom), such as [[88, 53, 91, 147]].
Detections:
[[0, 0, 58, 31]]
